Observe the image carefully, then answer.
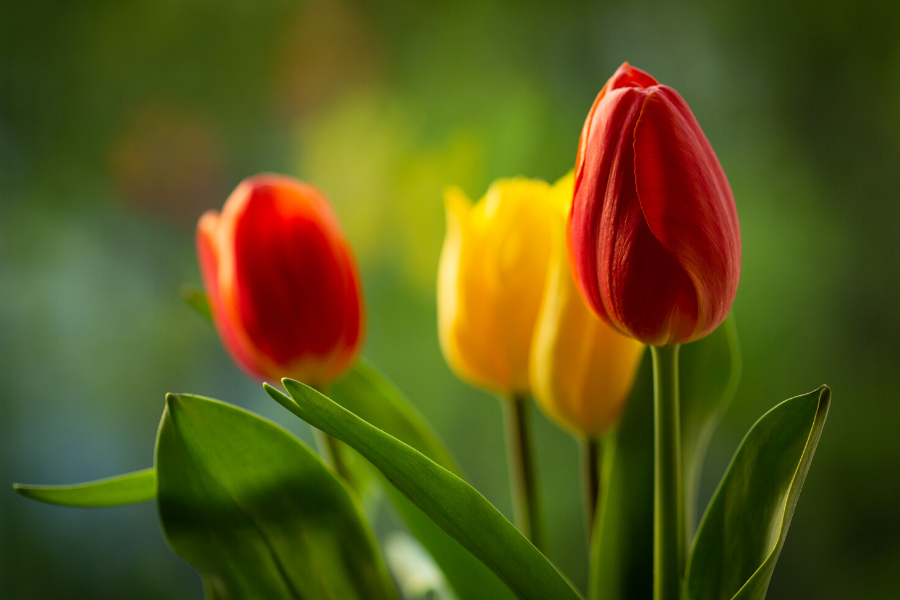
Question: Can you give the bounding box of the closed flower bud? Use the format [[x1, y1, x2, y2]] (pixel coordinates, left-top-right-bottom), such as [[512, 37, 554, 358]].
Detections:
[[570, 63, 741, 346], [196, 174, 364, 387], [530, 173, 645, 438], [437, 179, 558, 395]]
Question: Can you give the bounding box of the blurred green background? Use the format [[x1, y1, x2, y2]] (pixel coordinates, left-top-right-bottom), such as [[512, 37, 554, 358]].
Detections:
[[2, 0, 898, 598]]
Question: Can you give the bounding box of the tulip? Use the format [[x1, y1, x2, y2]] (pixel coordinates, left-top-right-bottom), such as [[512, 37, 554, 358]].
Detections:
[[437, 177, 560, 552], [437, 178, 558, 396], [569, 62, 741, 347], [196, 173, 364, 388], [530, 172, 645, 439]]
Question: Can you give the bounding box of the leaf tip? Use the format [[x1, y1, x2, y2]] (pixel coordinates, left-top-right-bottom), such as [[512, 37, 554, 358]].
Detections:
[[264, 382, 294, 406], [815, 384, 831, 417], [12, 483, 40, 501], [165, 393, 186, 414]]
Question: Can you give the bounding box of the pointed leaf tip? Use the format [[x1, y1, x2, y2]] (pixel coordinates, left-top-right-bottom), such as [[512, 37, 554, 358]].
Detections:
[[13, 468, 156, 508], [686, 386, 831, 600]]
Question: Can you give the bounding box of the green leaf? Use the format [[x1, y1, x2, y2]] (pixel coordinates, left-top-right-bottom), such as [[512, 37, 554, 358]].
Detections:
[[156, 393, 398, 600], [589, 350, 654, 600], [267, 380, 584, 600], [330, 359, 461, 476], [180, 285, 212, 322], [685, 386, 830, 600], [589, 317, 741, 600], [13, 468, 156, 507], [681, 315, 742, 541], [329, 360, 516, 600]]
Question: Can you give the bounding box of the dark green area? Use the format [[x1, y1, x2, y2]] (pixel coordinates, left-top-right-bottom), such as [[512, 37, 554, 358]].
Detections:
[[156, 393, 397, 600], [2, 1, 898, 598]]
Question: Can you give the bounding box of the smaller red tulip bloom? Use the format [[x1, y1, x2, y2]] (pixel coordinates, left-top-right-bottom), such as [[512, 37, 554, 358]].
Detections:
[[197, 174, 364, 386], [570, 63, 741, 346]]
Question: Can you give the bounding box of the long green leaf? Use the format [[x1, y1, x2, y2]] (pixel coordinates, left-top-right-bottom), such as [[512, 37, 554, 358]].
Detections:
[[157, 393, 398, 600], [685, 386, 830, 600], [589, 350, 654, 600], [267, 380, 584, 600], [13, 468, 156, 507], [589, 317, 741, 600], [330, 359, 461, 476], [680, 315, 742, 541], [329, 360, 516, 600]]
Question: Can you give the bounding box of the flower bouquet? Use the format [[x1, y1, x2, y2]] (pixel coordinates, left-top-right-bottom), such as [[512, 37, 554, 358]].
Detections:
[[15, 63, 829, 600]]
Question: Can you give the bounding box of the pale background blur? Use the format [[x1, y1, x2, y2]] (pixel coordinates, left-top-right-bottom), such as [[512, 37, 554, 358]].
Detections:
[[2, 1, 898, 598]]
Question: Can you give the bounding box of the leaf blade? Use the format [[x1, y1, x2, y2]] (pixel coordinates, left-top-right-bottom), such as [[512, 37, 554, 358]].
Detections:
[[156, 393, 398, 600], [329, 360, 515, 600], [268, 380, 584, 600], [681, 314, 742, 540], [685, 386, 830, 600], [13, 468, 156, 508], [589, 317, 741, 600], [330, 359, 461, 476]]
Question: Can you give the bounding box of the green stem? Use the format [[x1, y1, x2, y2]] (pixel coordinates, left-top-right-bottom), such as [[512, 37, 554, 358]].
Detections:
[[580, 436, 602, 545], [503, 394, 546, 553], [651, 344, 683, 600], [314, 430, 354, 484]]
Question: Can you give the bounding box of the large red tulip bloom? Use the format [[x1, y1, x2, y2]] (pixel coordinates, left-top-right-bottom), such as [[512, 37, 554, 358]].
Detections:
[[197, 174, 364, 386], [570, 63, 740, 346]]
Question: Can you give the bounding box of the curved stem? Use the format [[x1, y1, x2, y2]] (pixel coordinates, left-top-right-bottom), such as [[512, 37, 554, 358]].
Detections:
[[503, 394, 546, 553], [580, 436, 602, 544], [651, 344, 683, 600]]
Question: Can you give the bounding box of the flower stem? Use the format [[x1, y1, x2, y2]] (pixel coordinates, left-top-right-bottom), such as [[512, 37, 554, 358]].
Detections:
[[503, 394, 546, 553], [580, 436, 602, 544], [651, 344, 683, 600]]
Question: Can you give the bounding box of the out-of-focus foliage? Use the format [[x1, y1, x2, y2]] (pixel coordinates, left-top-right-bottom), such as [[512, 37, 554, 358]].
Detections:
[[1, 1, 898, 598]]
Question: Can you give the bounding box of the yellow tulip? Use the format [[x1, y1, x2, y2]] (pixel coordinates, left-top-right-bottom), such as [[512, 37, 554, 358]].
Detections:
[[530, 173, 645, 438], [437, 178, 558, 396]]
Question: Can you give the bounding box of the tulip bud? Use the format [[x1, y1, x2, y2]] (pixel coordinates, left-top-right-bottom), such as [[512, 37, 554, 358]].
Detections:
[[437, 178, 558, 395], [196, 174, 364, 387], [530, 173, 645, 438], [570, 63, 741, 346]]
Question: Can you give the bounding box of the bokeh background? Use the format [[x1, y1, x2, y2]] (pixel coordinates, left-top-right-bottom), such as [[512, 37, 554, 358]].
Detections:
[[2, 0, 899, 598]]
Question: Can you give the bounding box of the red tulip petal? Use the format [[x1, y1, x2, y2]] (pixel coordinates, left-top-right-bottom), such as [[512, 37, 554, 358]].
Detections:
[[230, 181, 361, 382], [575, 63, 658, 192], [571, 87, 647, 326], [634, 86, 741, 340], [605, 62, 659, 92], [606, 212, 699, 345], [196, 211, 265, 379]]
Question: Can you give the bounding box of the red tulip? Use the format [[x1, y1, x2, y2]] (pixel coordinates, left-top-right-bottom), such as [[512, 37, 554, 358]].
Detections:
[[196, 174, 364, 386], [569, 63, 740, 346]]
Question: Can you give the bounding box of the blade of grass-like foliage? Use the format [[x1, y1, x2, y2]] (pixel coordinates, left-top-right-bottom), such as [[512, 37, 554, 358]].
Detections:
[[13, 469, 155, 507], [680, 315, 741, 543], [685, 386, 830, 600], [329, 361, 516, 600], [588, 350, 654, 600], [157, 393, 398, 600], [180, 285, 212, 322], [330, 359, 461, 476], [589, 317, 741, 600], [267, 380, 584, 600]]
